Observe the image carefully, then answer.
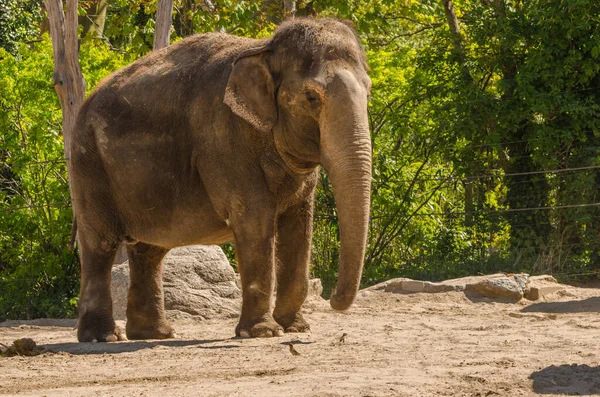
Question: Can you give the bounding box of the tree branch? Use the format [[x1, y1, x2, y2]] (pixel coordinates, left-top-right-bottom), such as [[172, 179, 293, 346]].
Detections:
[[441, 0, 473, 83]]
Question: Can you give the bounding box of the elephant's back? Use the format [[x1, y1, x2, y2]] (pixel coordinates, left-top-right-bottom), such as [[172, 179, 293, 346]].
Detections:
[[73, 32, 262, 150], [87, 33, 262, 107]]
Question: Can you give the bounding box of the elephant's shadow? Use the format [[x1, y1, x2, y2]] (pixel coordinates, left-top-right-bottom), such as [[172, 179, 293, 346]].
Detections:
[[529, 364, 600, 395], [42, 338, 239, 355]]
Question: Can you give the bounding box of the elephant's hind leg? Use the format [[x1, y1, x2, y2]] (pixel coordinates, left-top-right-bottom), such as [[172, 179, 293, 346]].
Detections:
[[77, 237, 126, 343], [125, 242, 175, 340]]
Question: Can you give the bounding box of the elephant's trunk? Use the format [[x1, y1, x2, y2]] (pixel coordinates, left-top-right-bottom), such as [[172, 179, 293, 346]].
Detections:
[[320, 70, 372, 311]]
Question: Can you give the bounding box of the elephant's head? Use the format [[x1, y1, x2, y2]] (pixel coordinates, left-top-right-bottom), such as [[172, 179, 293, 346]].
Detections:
[[224, 18, 372, 311]]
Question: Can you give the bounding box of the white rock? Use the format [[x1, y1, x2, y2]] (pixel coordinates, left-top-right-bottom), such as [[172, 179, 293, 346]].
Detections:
[[111, 245, 241, 320]]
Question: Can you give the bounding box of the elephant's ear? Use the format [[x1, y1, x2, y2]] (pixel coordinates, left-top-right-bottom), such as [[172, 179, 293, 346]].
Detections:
[[224, 47, 277, 134]]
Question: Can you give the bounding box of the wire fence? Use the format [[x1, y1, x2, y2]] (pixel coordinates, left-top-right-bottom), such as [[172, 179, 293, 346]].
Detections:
[[2, 155, 600, 295]]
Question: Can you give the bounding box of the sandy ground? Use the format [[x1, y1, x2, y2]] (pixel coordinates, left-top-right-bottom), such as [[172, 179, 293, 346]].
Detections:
[[1, 285, 599, 396]]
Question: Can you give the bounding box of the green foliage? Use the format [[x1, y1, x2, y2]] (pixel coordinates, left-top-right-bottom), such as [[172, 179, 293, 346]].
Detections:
[[0, 0, 42, 55], [310, 0, 600, 293], [0, 37, 126, 320], [2, 0, 600, 316]]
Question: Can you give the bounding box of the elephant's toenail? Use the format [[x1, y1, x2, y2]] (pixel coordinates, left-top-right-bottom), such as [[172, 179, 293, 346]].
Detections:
[[240, 330, 251, 338]]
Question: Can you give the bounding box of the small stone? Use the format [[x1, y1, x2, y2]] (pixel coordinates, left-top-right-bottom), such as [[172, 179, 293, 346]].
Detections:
[[13, 338, 37, 354], [307, 278, 324, 300], [1, 338, 44, 357], [525, 285, 565, 301]]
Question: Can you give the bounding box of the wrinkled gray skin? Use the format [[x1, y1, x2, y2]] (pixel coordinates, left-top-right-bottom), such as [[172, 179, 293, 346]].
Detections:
[[71, 18, 372, 342]]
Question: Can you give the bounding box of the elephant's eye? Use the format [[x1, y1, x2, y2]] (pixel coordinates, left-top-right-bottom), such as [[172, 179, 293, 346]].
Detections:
[[305, 90, 320, 104]]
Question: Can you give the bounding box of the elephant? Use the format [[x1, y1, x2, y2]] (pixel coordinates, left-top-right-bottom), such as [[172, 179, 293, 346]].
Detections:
[[71, 17, 372, 342]]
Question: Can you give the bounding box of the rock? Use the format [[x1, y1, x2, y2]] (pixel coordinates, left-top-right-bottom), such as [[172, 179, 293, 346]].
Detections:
[[513, 273, 531, 296], [111, 245, 241, 320], [365, 278, 461, 294], [438, 273, 507, 291], [112, 246, 324, 320], [423, 281, 460, 293], [508, 312, 557, 320], [358, 273, 570, 303], [383, 279, 424, 293], [529, 274, 558, 284], [400, 280, 425, 293], [524, 274, 565, 300], [384, 279, 425, 293], [110, 263, 130, 320], [526, 286, 565, 301], [465, 274, 530, 302], [364, 278, 412, 292], [307, 278, 324, 300], [1, 338, 45, 357]]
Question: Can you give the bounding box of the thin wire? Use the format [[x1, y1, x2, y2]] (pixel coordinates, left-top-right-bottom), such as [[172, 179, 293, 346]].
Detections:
[[0, 200, 72, 213], [0, 275, 79, 284], [4, 159, 67, 167], [413, 202, 600, 216], [374, 183, 600, 205], [315, 201, 600, 221], [382, 164, 600, 184]]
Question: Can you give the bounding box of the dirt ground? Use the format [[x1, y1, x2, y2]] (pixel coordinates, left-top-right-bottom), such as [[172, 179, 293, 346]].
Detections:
[[1, 284, 599, 396]]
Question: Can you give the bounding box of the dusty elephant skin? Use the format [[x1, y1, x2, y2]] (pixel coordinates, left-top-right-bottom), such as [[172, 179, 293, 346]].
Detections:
[[70, 18, 372, 342]]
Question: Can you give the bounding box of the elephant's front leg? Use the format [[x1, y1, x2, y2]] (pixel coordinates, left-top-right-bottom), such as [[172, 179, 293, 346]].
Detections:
[[273, 201, 313, 333], [233, 209, 283, 338]]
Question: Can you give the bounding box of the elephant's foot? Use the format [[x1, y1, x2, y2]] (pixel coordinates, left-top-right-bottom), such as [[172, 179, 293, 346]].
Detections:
[[126, 318, 176, 340], [77, 312, 127, 343], [236, 316, 284, 338], [273, 312, 311, 333]]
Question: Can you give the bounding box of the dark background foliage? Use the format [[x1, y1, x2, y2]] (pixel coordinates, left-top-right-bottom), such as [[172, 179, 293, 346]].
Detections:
[[1, 0, 599, 320]]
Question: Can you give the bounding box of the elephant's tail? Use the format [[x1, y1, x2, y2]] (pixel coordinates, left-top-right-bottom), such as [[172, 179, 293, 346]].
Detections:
[[69, 215, 77, 251]]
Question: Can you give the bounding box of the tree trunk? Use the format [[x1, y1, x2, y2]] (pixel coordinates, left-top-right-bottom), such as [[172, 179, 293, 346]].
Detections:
[[283, 0, 296, 18], [441, 0, 472, 83], [44, 0, 85, 253], [44, 0, 85, 187], [174, 0, 194, 37], [154, 0, 174, 50], [487, 0, 551, 259], [263, 0, 280, 24], [80, 0, 108, 39]]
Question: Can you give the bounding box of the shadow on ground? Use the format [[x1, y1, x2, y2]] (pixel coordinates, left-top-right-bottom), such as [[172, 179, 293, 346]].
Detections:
[[530, 364, 600, 395], [522, 297, 600, 314], [42, 338, 238, 355], [0, 319, 76, 328]]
